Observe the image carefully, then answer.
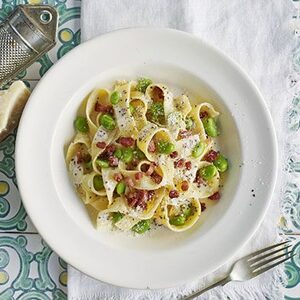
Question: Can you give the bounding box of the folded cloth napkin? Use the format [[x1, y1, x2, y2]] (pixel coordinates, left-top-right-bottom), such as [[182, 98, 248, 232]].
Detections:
[[68, 1, 293, 299]]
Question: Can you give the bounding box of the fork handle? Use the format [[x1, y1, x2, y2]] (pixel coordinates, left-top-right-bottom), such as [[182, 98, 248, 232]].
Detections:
[[182, 276, 231, 300]]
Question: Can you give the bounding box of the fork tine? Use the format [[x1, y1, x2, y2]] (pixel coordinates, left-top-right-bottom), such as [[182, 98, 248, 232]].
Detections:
[[247, 241, 289, 261], [252, 250, 293, 271], [249, 244, 292, 266], [253, 253, 296, 276]]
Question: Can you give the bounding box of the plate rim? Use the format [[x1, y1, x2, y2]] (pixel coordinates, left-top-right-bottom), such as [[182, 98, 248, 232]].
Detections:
[[15, 27, 278, 289]]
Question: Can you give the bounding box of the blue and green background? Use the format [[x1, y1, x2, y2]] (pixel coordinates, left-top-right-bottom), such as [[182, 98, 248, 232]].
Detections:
[[0, 0, 300, 299]]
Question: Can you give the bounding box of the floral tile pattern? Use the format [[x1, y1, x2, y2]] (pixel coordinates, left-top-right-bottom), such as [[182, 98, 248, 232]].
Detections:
[[0, 0, 300, 299], [285, 236, 300, 300], [0, 0, 80, 233], [282, 0, 300, 297], [0, 233, 67, 299], [0, 0, 80, 297], [0, 158, 36, 232]]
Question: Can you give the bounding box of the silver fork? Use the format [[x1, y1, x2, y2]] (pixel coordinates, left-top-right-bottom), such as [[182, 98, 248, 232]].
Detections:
[[183, 241, 295, 300]]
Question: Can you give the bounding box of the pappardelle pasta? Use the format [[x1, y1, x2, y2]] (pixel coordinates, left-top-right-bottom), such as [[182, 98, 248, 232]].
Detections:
[[66, 79, 228, 234]]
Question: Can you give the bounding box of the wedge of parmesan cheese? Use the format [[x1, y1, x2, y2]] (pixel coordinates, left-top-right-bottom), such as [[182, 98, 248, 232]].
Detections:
[[0, 81, 30, 141]]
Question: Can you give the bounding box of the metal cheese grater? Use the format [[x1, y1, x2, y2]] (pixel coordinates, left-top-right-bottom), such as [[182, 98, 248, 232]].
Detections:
[[0, 5, 58, 87]]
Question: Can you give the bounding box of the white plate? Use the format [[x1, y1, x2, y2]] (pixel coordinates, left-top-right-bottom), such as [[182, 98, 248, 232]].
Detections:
[[16, 28, 277, 289]]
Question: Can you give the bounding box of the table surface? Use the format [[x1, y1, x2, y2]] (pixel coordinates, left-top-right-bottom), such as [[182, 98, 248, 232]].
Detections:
[[0, 1, 300, 299]]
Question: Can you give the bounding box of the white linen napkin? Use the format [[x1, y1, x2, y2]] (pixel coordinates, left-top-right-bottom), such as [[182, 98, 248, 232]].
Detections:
[[68, 1, 293, 299]]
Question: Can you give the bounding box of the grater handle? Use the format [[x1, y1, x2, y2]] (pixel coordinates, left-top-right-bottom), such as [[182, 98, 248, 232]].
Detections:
[[0, 5, 58, 88]]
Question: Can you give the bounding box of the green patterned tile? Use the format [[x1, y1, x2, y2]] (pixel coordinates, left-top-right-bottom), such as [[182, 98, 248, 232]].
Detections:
[[281, 18, 300, 300], [286, 94, 300, 133], [0, 233, 67, 299], [280, 27, 300, 235], [0, 0, 81, 232], [285, 236, 300, 299], [0, 0, 80, 298], [281, 181, 300, 234], [0, 80, 44, 233], [1, 0, 300, 299], [0, 133, 37, 232]]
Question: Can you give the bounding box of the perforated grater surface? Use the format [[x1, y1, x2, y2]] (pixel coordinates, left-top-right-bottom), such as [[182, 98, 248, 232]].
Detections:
[[0, 5, 57, 87]]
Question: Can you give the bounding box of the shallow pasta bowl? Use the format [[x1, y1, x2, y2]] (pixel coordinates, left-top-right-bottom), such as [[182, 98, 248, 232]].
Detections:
[[15, 28, 277, 289]]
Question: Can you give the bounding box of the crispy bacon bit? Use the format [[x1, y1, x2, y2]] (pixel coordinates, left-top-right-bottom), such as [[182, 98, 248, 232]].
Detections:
[[129, 199, 138, 207], [124, 177, 135, 187], [76, 152, 84, 163], [105, 144, 116, 156], [151, 172, 162, 184], [108, 156, 119, 167], [200, 111, 208, 119], [148, 139, 156, 153], [95, 103, 106, 112], [169, 190, 179, 198], [194, 174, 204, 186], [118, 137, 135, 147], [140, 163, 149, 173], [136, 190, 148, 205], [145, 164, 155, 176], [178, 130, 192, 139], [204, 150, 219, 162], [96, 141, 106, 149], [200, 202, 206, 211], [209, 192, 221, 200], [170, 151, 178, 159], [174, 158, 185, 168], [152, 86, 164, 102], [145, 110, 152, 121], [95, 103, 113, 114], [76, 152, 90, 164], [126, 190, 148, 210], [181, 180, 189, 191], [185, 161, 192, 170], [127, 193, 139, 208], [113, 173, 123, 182], [135, 172, 143, 181], [126, 159, 139, 170]]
